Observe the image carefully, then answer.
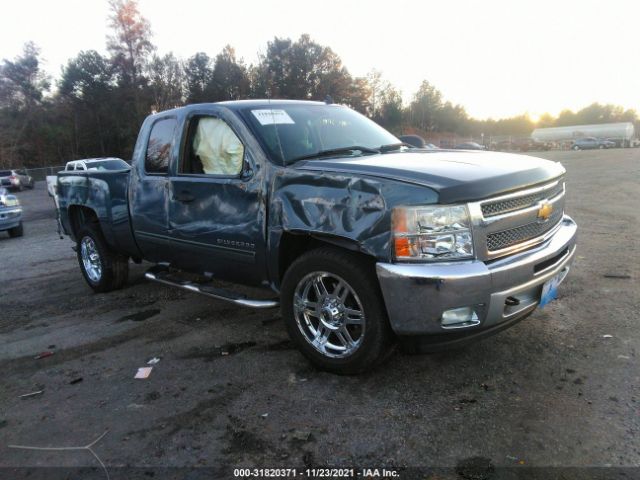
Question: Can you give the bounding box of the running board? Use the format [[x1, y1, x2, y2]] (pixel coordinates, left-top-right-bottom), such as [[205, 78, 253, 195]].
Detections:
[[144, 267, 279, 309]]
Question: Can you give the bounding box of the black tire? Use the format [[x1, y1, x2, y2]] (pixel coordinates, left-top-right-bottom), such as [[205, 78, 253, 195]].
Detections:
[[8, 222, 23, 237], [599, 144, 604, 149], [572, 145, 580, 151], [281, 247, 394, 374], [76, 223, 128, 293]]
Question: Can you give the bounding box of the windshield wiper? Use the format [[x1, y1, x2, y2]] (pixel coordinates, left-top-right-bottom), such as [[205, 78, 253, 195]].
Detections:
[[289, 146, 380, 163], [379, 142, 414, 153]]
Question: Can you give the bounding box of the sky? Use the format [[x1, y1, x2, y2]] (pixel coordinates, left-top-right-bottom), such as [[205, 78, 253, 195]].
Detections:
[[0, 0, 638, 120]]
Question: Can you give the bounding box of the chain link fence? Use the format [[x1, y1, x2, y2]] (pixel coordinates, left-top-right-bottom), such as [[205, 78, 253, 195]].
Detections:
[[23, 165, 66, 182]]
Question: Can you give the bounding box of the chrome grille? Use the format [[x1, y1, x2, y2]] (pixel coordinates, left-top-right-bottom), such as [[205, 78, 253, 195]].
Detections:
[[469, 177, 567, 260], [481, 180, 564, 217], [486, 209, 563, 251]]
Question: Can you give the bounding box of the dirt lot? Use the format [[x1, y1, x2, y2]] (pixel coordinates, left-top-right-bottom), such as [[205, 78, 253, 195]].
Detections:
[[0, 148, 638, 479]]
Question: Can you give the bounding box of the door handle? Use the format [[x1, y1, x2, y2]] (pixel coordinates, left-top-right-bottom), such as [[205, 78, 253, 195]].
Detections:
[[173, 191, 195, 203]]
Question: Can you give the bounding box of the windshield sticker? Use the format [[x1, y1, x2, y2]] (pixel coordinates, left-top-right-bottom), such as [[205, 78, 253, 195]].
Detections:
[[251, 109, 295, 125]]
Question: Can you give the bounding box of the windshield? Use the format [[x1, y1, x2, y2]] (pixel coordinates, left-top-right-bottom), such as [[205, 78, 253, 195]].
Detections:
[[240, 104, 399, 165], [85, 159, 130, 171], [0, 170, 11, 177]]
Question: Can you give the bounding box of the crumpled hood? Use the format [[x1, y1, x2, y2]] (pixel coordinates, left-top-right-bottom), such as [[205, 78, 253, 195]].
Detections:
[[295, 150, 565, 203]]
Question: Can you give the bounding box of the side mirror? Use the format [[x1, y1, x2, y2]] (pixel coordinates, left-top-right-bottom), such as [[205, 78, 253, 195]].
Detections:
[[241, 158, 254, 180]]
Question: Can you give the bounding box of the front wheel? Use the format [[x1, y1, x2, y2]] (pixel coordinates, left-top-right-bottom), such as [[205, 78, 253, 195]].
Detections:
[[8, 222, 23, 237], [76, 223, 129, 293], [572, 145, 580, 151], [281, 247, 394, 374]]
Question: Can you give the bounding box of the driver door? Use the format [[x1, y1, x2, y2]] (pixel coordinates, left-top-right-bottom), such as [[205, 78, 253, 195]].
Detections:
[[166, 110, 265, 285]]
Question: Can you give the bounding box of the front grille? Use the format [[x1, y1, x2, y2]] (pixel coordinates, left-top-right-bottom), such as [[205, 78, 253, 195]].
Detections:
[[486, 209, 563, 251], [481, 180, 564, 217]]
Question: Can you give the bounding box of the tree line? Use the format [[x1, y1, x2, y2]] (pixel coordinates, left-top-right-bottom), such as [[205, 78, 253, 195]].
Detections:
[[0, 0, 637, 169]]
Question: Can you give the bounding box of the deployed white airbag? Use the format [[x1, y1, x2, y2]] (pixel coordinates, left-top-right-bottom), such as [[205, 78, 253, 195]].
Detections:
[[193, 118, 244, 175]]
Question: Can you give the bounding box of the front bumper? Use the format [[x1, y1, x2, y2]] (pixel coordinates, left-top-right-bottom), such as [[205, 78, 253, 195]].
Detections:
[[376, 215, 577, 336]]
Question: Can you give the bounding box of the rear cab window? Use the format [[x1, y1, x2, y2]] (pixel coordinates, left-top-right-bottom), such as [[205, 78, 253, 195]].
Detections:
[[145, 117, 177, 174]]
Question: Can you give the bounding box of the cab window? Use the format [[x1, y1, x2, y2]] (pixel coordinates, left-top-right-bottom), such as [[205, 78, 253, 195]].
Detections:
[[181, 117, 244, 176], [146, 117, 177, 174]]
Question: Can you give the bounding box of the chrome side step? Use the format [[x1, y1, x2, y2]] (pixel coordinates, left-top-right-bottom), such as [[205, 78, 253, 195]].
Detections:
[[144, 267, 279, 309]]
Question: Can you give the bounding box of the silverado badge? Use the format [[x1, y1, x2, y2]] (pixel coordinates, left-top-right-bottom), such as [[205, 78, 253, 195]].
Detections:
[[537, 201, 553, 221]]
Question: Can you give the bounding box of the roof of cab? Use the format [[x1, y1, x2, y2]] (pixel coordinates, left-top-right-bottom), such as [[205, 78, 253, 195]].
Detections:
[[150, 99, 331, 119]]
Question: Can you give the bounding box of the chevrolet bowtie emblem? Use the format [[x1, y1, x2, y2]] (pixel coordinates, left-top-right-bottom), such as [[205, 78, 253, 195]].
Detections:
[[537, 201, 553, 221]]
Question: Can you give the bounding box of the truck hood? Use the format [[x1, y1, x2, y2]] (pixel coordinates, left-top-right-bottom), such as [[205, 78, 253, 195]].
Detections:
[[295, 150, 565, 203]]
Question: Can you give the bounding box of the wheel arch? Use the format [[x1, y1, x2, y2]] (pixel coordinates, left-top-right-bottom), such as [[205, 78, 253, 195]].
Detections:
[[67, 205, 100, 242], [277, 231, 377, 288]]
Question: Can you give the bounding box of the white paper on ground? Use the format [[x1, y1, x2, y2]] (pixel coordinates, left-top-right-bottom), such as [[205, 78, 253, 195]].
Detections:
[[135, 367, 153, 379]]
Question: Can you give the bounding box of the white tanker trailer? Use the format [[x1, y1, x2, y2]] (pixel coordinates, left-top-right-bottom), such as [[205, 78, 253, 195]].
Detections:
[[532, 122, 635, 146]]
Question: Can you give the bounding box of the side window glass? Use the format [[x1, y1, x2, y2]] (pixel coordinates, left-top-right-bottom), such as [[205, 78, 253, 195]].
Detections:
[[146, 117, 177, 174], [182, 117, 244, 176]]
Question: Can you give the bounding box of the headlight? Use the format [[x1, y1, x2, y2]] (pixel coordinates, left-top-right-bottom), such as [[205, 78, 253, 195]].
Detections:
[[392, 204, 473, 261]]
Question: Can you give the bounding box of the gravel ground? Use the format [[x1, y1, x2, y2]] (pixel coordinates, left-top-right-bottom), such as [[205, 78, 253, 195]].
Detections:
[[0, 148, 638, 479]]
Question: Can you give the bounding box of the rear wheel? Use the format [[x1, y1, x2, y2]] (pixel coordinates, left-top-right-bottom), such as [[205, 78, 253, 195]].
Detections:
[[8, 222, 23, 237], [76, 223, 128, 293], [281, 247, 394, 374]]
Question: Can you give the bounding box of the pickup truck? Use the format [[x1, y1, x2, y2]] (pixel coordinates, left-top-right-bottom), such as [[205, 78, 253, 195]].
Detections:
[[56, 100, 577, 374]]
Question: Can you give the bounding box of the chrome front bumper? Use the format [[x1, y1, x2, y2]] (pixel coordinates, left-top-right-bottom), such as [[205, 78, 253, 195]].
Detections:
[[376, 215, 577, 336]]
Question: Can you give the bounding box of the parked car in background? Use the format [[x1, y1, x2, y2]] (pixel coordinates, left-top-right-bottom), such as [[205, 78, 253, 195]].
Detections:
[[493, 140, 516, 151], [604, 138, 623, 148], [65, 158, 130, 171], [398, 135, 439, 150], [571, 137, 615, 150], [516, 139, 551, 152], [0, 187, 23, 237], [454, 142, 486, 150], [398, 135, 426, 148], [0, 169, 34, 191]]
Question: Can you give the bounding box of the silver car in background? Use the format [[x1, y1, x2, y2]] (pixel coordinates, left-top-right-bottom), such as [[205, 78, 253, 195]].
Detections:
[[0, 169, 34, 191], [0, 187, 23, 237]]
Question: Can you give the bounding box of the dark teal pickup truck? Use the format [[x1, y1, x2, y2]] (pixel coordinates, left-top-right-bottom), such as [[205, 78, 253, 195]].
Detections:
[[56, 100, 577, 373]]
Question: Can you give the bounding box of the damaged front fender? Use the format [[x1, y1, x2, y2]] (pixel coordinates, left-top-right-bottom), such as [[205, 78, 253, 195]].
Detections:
[[267, 167, 438, 285]]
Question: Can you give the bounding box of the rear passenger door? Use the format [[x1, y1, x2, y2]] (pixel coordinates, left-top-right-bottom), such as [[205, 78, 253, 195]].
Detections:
[[129, 115, 178, 263], [166, 109, 265, 285]]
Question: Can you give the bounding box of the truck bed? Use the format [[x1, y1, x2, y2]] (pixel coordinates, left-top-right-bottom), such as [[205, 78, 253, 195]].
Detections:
[[57, 168, 140, 258]]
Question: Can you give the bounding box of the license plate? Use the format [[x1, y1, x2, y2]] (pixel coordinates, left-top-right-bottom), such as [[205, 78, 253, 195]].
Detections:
[[539, 270, 567, 308]]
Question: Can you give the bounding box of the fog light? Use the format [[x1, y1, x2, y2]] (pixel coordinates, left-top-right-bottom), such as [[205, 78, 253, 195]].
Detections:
[[441, 307, 480, 329]]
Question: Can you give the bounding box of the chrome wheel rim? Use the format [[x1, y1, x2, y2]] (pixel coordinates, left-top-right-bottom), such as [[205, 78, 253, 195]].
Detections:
[[80, 236, 102, 283], [293, 272, 365, 358]]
